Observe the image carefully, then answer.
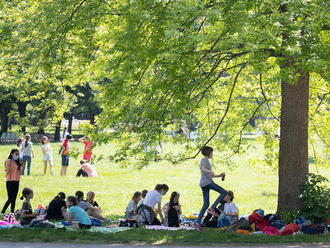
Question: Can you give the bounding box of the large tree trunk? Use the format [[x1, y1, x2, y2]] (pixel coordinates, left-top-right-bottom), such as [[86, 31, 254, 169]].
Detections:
[[54, 120, 61, 142], [18, 101, 28, 134], [37, 110, 47, 134], [68, 115, 73, 134], [0, 102, 11, 134], [278, 70, 309, 213]]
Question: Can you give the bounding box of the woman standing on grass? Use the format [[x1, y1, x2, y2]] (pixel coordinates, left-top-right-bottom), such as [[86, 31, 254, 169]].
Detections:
[[41, 136, 53, 176], [22, 134, 34, 176], [193, 146, 227, 232], [1, 149, 25, 214]]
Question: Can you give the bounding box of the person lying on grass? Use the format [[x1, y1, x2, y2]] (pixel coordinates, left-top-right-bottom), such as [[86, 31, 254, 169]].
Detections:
[[62, 196, 92, 229], [75, 191, 109, 222], [125, 191, 142, 220]]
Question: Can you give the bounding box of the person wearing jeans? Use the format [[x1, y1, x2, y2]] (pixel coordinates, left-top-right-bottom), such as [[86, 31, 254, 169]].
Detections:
[[21, 134, 34, 176], [193, 146, 227, 231]]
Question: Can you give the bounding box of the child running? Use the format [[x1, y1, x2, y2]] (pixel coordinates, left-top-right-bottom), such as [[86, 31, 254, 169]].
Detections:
[[125, 191, 141, 219], [63, 196, 92, 229], [193, 146, 227, 231], [19, 188, 37, 225], [41, 136, 53, 175], [138, 184, 168, 225]]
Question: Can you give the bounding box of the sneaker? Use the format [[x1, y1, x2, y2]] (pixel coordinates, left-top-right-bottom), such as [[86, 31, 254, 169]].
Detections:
[[207, 208, 219, 217], [192, 222, 203, 232]]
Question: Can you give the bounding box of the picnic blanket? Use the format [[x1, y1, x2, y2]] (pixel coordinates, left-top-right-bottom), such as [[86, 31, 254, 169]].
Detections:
[[145, 225, 195, 231]]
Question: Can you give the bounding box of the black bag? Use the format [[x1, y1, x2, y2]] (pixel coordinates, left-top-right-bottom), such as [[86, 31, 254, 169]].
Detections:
[[119, 219, 138, 228]]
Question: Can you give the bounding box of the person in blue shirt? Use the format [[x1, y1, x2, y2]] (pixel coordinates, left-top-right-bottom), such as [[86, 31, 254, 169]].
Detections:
[[62, 195, 91, 229]]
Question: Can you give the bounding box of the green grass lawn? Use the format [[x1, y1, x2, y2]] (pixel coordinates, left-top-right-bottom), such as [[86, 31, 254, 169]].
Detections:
[[0, 139, 329, 244], [0, 140, 328, 217], [0, 228, 329, 245]]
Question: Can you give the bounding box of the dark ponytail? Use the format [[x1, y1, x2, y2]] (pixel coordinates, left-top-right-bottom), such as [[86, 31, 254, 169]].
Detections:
[[54, 192, 66, 201], [20, 187, 33, 200], [25, 134, 31, 148], [169, 191, 179, 209]]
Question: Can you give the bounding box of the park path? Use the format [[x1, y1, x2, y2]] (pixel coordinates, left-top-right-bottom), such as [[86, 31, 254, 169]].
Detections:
[[0, 242, 329, 248]]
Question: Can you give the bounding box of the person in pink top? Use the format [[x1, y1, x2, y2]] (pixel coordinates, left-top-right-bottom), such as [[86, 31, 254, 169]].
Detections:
[[76, 160, 97, 178], [78, 136, 93, 161], [2, 149, 25, 214]]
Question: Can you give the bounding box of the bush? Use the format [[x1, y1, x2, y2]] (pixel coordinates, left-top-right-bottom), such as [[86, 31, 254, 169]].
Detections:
[[299, 173, 330, 223]]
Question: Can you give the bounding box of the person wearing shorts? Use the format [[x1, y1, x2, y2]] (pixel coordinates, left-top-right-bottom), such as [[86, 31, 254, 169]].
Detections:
[[41, 136, 53, 175], [61, 135, 72, 176]]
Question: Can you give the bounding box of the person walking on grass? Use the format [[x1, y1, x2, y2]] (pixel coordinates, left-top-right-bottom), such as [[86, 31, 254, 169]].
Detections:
[[61, 134, 72, 176], [1, 149, 25, 214], [22, 134, 34, 176], [193, 146, 227, 232], [41, 136, 53, 175]]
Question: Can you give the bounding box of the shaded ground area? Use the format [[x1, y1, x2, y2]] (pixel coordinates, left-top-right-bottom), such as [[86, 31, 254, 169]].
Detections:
[[0, 242, 330, 248]]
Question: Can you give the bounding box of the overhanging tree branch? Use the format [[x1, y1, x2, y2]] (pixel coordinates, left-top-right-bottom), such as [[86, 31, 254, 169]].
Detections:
[[192, 63, 247, 158], [259, 74, 280, 122]]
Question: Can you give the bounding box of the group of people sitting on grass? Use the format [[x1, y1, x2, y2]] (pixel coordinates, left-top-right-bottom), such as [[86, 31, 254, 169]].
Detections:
[[14, 184, 237, 230], [123, 184, 238, 229], [17, 188, 109, 229]]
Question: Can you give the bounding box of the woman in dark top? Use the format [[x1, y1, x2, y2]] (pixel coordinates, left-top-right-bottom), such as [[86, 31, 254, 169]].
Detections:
[[46, 192, 66, 220]]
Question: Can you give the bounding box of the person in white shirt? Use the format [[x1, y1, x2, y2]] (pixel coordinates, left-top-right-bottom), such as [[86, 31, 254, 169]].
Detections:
[[217, 190, 238, 227], [60, 127, 70, 142], [138, 184, 169, 225], [41, 136, 53, 175]]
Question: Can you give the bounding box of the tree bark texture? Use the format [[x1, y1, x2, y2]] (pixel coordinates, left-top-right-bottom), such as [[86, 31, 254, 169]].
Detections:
[[68, 115, 73, 134], [278, 71, 309, 213], [0, 102, 11, 134], [54, 120, 61, 142], [18, 101, 28, 134]]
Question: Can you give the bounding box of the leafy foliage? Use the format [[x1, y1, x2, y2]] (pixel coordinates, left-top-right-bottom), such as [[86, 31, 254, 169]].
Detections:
[[299, 173, 330, 223], [0, 0, 329, 167]]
